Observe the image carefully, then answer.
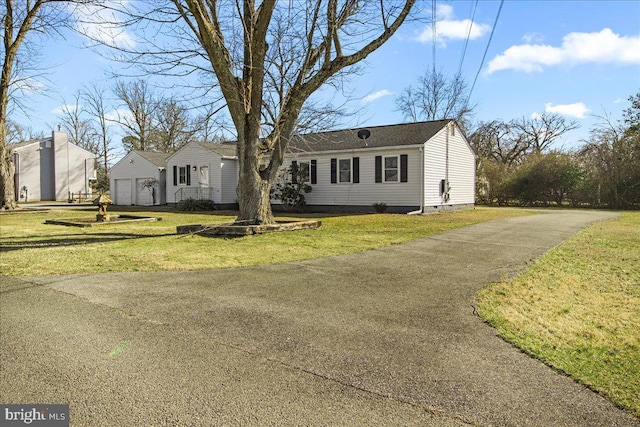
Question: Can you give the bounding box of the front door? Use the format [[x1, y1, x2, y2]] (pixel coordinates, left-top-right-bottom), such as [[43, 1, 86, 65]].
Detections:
[[199, 166, 209, 187], [199, 166, 210, 200]]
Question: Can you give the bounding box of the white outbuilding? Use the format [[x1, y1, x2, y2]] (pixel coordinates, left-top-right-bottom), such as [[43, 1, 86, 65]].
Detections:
[[109, 151, 170, 206]]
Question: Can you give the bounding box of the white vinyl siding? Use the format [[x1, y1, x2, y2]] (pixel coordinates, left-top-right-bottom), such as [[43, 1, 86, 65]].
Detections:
[[284, 148, 422, 207], [423, 122, 475, 208], [166, 141, 232, 204], [12, 144, 44, 201], [447, 128, 476, 205]]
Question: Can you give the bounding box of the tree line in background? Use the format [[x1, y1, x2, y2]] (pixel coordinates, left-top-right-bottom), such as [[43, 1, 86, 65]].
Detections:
[[468, 92, 640, 210], [396, 69, 639, 210]]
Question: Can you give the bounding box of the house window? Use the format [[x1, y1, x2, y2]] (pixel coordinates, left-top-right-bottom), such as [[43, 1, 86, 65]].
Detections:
[[375, 154, 408, 183], [384, 156, 398, 182], [331, 157, 359, 184], [173, 165, 191, 186], [299, 162, 310, 181], [339, 159, 351, 183], [291, 160, 317, 184]]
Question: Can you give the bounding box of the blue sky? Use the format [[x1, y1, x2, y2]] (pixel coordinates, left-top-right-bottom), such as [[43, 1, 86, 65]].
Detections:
[[10, 1, 640, 158]]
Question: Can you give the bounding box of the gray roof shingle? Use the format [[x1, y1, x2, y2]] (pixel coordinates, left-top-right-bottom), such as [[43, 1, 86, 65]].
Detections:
[[178, 121, 453, 157], [8, 137, 52, 151], [134, 151, 172, 167], [195, 141, 238, 157], [286, 120, 451, 154]]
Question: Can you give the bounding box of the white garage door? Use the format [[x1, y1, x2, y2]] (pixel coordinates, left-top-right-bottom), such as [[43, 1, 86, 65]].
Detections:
[[136, 178, 154, 206], [114, 179, 132, 205]]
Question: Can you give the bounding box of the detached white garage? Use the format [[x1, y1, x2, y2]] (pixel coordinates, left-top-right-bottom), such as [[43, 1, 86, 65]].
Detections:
[[110, 151, 170, 205]]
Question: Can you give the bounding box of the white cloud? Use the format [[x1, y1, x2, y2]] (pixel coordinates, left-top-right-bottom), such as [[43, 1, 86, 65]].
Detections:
[[105, 108, 133, 123], [545, 102, 591, 119], [487, 28, 640, 74], [73, 2, 136, 49], [52, 104, 78, 115], [362, 90, 394, 104], [416, 4, 490, 46], [613, 98, 624, 104], [11, 77, 45, 94], [531, 112, 542, 120]]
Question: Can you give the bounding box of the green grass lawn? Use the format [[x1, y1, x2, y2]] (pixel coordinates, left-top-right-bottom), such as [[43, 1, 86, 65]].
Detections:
[[477, 211, 640, 416], [0, 206, 527, 276]]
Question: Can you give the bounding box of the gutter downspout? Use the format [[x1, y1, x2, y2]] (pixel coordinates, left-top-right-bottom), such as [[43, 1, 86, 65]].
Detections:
[[408, 146, 425, 215], [445, 122, 450, 204]]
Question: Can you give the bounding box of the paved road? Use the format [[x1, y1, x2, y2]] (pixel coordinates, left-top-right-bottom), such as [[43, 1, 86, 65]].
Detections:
[[1, 210, 638, 426]]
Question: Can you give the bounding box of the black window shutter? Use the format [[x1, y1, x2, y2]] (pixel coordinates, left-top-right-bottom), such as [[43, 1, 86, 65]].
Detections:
[[310, 160, 317, 184], [400, 154, 408, 182], [291, 161, 298, 184], [352, 157, 359, 183], [375, 156, 382, 183], [330, 158, 337, 183], [186, 165, 191, 185], [173, 165, 177, 186]]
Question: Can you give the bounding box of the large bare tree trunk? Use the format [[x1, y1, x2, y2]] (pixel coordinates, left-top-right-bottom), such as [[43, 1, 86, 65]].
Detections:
[[1, 0, 50, 210], [1, 44, 17, 210], [177, 0, 415, 225], [0, 122, 17, 210], [235, 106, 279, 224], [236, 169, 274, 224]]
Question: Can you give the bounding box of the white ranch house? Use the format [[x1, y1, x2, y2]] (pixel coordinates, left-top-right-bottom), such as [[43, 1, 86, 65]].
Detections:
[[110, 120, 475, 213], [283, 120, 475, 213]]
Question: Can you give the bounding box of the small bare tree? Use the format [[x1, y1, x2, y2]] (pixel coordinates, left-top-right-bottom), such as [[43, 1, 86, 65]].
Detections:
[[578, 101, 640, 209], [470, 120, 529, 167], [154, 98, 197, 152], [396, 70, 475, 131], [5, 119, 43, 145], [113, 79, 159, 152], [58, 92, 100, 153], [82, 83, 114, 173]]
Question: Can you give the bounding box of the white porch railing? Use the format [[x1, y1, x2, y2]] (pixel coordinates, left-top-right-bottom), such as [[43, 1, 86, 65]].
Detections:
[[174, 187, 214, 203]]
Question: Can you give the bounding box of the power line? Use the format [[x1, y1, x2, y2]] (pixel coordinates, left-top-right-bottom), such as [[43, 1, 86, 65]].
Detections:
[[457, 0, 479, 76], [468, 0, 504, 102], [432, 0, 437, 74]]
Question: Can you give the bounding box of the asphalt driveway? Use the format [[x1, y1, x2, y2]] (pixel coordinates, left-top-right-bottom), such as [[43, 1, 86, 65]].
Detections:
[[1, 210, 638, 426]]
